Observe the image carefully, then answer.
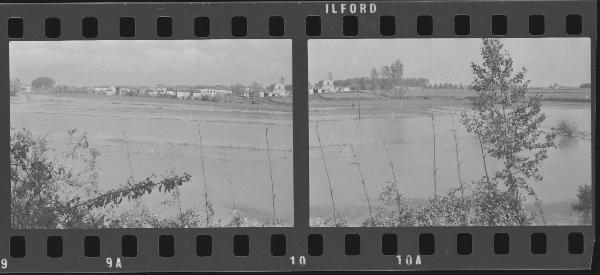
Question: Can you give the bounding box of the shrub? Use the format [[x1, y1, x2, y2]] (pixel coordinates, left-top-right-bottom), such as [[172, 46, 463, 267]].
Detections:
[[10, 128, 192, 229], [555, 119, 578, 137]]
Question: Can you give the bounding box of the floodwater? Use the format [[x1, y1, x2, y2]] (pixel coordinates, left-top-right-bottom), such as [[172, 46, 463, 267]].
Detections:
[[309, 98, 592, 226], [10, 93, 294, 226]]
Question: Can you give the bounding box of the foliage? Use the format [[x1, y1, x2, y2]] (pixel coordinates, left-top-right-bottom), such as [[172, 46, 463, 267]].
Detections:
[[572, 184, 592, 224], [579, 83, 591, 88], [312, 212, 348, 227], [555, 119, 578, 137], [461, 38, 556, 201], [10, 128, 191, 229], [31, 76, 56, 91], [10, 78, 22, 95], [361, 179, 539, 227]]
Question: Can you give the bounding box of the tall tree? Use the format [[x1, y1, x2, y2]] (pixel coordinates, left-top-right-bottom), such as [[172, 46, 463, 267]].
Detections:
[[31, 76, 55, 91], [572, 184, 592, 224], [462, 38, 556, 199], [389, 59, 404, 89]]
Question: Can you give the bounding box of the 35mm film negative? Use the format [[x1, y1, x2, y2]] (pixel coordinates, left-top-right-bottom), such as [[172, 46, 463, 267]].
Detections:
[[0, 0, 596, 272]]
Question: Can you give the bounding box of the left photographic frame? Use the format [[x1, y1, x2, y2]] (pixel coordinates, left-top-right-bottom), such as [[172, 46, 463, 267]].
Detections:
[[9, 39, 293, 229]]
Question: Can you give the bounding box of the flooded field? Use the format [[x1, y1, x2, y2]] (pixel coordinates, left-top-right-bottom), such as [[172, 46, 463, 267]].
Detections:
[[10, 92, 294, 226], [309, 89, 592, 226]]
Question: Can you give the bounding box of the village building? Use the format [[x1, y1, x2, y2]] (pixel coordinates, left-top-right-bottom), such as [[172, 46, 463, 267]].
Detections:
[[176, 91, 191, 99], [166, 89, 177, 97], [317, 72, 336, 93], [91, 86, 117, 95], [270, 75, 287, 97], [195, 88, 233, 97], [242, 88, 252, 98]]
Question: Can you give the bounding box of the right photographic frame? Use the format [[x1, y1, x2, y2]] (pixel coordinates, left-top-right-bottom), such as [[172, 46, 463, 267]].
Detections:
[[308, 38, 592, 227]]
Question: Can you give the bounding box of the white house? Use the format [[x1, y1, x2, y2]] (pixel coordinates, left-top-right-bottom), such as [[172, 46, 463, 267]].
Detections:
[[176, 91, 191, 99], [196, 88, 233, 97], [92, 86, 117, 95]]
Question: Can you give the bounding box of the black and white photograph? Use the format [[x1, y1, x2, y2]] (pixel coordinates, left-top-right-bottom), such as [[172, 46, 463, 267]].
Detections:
[[9, 40, 293, 229], [309, 38, 592, 227]]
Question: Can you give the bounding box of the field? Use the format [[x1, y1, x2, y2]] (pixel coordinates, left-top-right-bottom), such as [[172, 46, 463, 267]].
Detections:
[[10, 92, 294, 228]]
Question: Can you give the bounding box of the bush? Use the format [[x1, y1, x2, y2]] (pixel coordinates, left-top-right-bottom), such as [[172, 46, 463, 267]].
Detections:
[[10, 128, 192, 229], [555, 119, 578, 137]]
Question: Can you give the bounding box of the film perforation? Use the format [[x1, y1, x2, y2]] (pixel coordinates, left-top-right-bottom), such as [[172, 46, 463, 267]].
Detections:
[[307, 234, 323, 256], [529, 15, 545, 35], [418, 233, 435, 255], [121, 235, 137, 257], [494, 233, 510, 254], [9, 236, 25, 258], [456, 233, 472, 255], [156, 16, 173, 38], [233, 235, 249, 256], [44, 17, 60, 38], [530, 233, 547, 254], [381, 233, 398, 255], [270, 234, 286, 256], [342, 15, 358, 36], [454, 15, 470, 35], [7, 17, 23, 38], [3, 13, 590, 39], [81, 17, 98, 38], [567, 232, 584, 254], [491, 14, 508, 35], [344, 234, 361, 255], [194, 16, 210, 37], [305, 16, 321, 36], [231, 16, 247, 37], [417, 15, 433, 35], [196, 235, 212, 257], [119, 16, 135, 37], [84, 236, 100, 258], [158, 235, 175, 257], [46, 236, 62, 258], [379, 15, 395, 36], [268, 16, 285, 37], [566, 14, 582, 35]]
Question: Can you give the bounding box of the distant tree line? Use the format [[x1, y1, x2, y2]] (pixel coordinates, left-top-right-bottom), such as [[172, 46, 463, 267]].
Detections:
[[331, 59, 474, 91], [579, 83, 591, 88]]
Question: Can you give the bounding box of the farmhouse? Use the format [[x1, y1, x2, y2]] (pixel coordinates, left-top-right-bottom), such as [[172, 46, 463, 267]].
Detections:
[[91, 86, 117, 95], [166, 89, 177, 96], [176, 91, 191, 99], [195, 88, 233, 97]]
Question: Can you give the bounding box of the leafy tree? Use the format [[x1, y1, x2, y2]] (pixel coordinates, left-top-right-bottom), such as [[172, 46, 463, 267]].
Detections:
[[389, 60, 403, 87], [249, 81, 263, 91], [572, 184, 592, 224], [370, 68, 379, 81], [461, 38, 556, 205], [31, 76, 56, 91], [579, 83, 591, 88], [10, 78, 22, 95]]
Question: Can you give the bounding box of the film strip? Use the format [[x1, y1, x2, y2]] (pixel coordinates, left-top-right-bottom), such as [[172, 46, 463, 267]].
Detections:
[[0, 0, 596, 272]]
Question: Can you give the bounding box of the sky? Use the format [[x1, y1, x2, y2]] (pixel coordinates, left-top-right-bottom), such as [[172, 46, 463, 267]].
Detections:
[[10, 40, 292, 87], [309, 38, 591, 87]]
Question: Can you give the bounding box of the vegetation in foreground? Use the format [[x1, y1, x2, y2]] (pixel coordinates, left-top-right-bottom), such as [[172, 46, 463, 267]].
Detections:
[[10, 127, 284, 229]]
